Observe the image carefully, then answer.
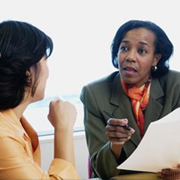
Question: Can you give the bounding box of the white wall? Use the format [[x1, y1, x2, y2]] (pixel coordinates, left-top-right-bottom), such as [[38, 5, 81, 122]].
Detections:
[[39, 131, 89, 179]]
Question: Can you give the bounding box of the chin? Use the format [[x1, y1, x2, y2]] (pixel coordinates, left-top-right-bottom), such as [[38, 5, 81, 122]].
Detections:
[[38, 95, 45, 101], [32, 94, 45, 103], [123, 78, 136, 85]]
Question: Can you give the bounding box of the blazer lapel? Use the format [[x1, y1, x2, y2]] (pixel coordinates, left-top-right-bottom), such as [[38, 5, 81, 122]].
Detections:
[[144, 77, 164, 131], [108, 73, 141, 147]]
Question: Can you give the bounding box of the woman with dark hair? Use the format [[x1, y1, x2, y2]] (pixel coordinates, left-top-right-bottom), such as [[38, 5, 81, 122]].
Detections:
[[0, 20, 79, 179], [80, 20, 180, 179]]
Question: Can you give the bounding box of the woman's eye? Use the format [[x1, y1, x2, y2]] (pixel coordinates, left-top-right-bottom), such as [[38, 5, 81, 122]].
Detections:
[[138, 48, 146, 54], [120, 46, 128, 51]]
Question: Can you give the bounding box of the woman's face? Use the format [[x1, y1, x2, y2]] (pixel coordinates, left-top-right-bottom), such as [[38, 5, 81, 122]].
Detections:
[[30, 56, 49, 102], [118, 28, 161, 87]]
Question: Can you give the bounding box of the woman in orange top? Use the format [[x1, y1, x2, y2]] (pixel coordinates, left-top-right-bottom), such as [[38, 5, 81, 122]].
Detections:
[[0, 20, 80, 179]]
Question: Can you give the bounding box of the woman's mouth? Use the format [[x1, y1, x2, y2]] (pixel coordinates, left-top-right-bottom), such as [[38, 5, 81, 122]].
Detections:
[[122, 66, 137, 76]]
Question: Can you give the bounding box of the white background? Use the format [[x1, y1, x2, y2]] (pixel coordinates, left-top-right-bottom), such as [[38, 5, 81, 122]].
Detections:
[[1, 0, 180, 133]]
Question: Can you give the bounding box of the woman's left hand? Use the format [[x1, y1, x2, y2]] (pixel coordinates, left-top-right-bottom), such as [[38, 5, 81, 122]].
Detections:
[[157, 164, 180, 179]]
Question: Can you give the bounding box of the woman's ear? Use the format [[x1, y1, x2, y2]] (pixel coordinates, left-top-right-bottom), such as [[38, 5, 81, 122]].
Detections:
[[153, 54, 162, 66], [26, 69, 32, 84]]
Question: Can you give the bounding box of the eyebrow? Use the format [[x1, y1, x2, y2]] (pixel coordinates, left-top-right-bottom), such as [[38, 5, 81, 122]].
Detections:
[[121, 40, 150, 47], [121, 40, 129, 44], [139, 42, 149, 47]]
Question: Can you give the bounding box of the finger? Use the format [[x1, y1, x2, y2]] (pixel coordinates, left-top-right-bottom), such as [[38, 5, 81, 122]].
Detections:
[[106, 130, 131, 142], [108, 137, 130, 145], [107, 118, 127, 126], [106, 130, 131, 138], [109, 137, 128, 143], [161, 168, 171, 175], [106, 124, 128, 132], [116, 126, 135, 135], [106, 125, 134, 138], [107, 118, 128, 126], [105, 125, 119, 132], [172, 164, 180, 169], [157, 172, 163, 178]]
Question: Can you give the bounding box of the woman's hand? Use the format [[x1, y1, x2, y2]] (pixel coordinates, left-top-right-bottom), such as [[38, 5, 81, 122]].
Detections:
[[105, 118, 135, 145], [158, 164, 180, 180], [47, 98, 77, 131], [47, 98, 77, 164]]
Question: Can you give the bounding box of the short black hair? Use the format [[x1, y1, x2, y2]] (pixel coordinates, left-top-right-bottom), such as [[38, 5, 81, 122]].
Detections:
[[111, 20, 173, 77], [0, 20, 53, 110]]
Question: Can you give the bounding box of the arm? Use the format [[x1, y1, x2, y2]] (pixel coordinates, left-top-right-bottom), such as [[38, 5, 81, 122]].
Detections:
[[0, 100, 80, 180], [0, 135, 57, 179], [84, 109, 120, 179], [48, 99, 80, 179], [106, 118, 135, 161], [54, 129, 75, 165], [0, 134, 79, 180], [48, 99, 77, 166], [81, 86, 134, 179]]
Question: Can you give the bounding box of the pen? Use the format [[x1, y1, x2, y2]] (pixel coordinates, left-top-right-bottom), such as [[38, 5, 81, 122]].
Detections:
[[104, 111, 131, 131]]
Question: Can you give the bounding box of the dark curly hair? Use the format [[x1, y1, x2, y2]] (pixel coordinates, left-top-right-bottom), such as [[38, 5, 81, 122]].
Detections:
[[0, 20, 53, 110], [111, 20, 173, 77]]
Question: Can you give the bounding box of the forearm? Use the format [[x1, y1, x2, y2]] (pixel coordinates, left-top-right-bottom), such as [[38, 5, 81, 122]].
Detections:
[[54, 129, 75, 166], [110, 143, 123, 162], [91, 141, 120, 179]]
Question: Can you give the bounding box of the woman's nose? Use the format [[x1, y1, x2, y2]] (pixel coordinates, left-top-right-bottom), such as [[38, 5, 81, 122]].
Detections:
[[125, 50, 137, 62]]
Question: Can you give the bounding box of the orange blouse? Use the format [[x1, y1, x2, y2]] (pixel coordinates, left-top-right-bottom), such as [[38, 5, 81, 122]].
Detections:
[[0, 109, 80, 180]]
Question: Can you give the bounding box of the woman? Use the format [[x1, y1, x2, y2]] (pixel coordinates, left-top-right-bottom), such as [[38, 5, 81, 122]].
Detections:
[[0, 20, 79, 179], [80, 20, 180, 179]]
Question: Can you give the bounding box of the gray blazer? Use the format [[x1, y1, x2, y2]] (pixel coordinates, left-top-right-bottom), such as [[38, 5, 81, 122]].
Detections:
[[80, 70, 180, 179]]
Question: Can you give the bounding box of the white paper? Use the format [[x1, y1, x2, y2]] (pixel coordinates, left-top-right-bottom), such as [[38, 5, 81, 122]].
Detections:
[[117, 107, 180, 172]]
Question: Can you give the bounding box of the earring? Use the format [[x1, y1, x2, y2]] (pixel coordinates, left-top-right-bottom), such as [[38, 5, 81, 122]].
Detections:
[[152, 65, 157, 72]]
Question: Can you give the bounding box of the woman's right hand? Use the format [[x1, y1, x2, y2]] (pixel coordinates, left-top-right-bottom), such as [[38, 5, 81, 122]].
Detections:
[[47, 98, 77, 131], [105, 118, 135, 145]]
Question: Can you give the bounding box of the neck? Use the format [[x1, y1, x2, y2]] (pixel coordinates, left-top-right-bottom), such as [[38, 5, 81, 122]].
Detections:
[[123, 78, 151, 88], [12, 102, 29, 120], [12, 92, 32, 120]]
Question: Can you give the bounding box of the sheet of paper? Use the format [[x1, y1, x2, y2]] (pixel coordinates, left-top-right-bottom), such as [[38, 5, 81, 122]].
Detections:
[[117, 107, 180, 172]]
